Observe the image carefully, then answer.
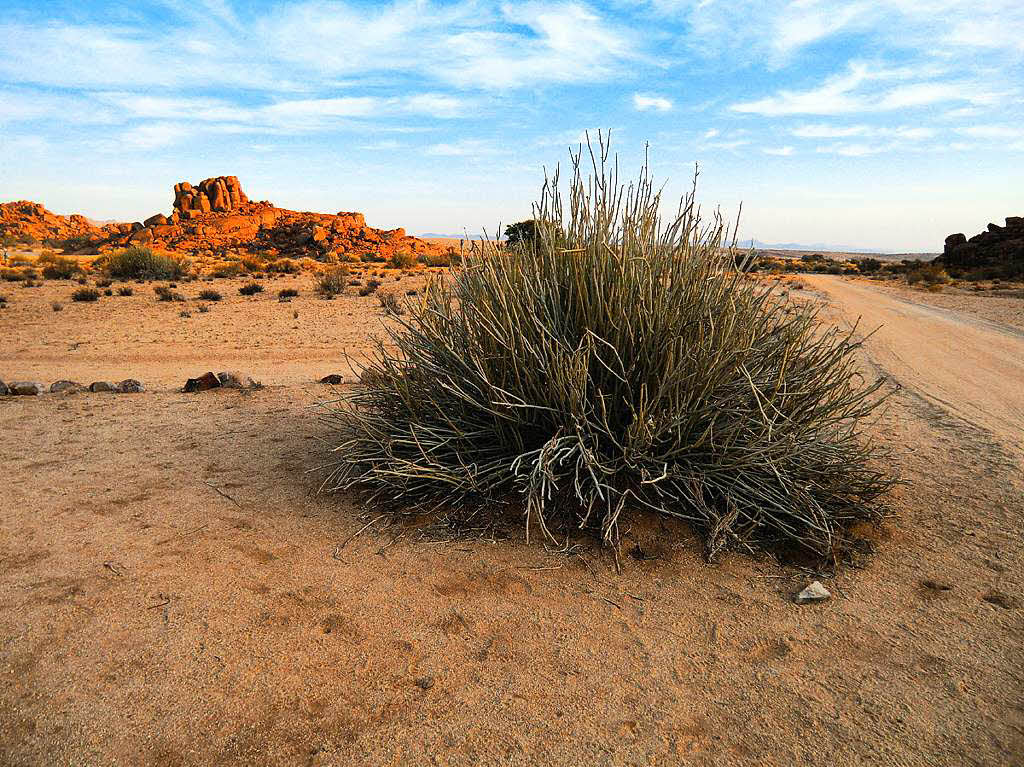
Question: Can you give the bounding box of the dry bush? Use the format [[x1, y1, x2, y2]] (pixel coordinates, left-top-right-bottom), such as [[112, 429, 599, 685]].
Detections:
[[279, 287, 299, 298], [321, 137, 895, 560], [198, 289, 222, 301], [71, 287, 100, 302], [118, 286, 134, 296], [316, 265, 350, 298], [101, 247, 189, 280], [239, 281, 264, 295], [388, 251, 418, 269], [38, 252, 81, 280], [358, 278, 382, 297], [210, 262, 244, 279], [154, 285, 185, 302], [378, 290, 403, 316]]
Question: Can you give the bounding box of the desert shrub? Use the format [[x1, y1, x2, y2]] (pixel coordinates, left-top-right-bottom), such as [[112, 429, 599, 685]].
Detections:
[[95, 277, 113, 288], [316, 265, 350, 297], [118, 286, 134, 296], [279, 287, 299, 298], [358, 278, 382, 297], [267, 258, 299, 274], [38, 252, 81, 280], [211, 262, 244, 279], [241, 256, 265, 274], [154, 285, 185, 302], [0, 294, 6, 305], [102, 246, 189, 280], [378, 291, 403, 316], [239, 281, 264, 296], [0, 233, 16, 248], [198, 289, 222, 301], [60, 235, 94, 253], [321, 140, 895, 560], [388, 251, 417, 269], [52, 302, 63, 312], [905, 264, 948, 286], [71, 287, 100, 302], [421, 250, 453, 268], [854, 257, 883, 274], [1, 268, 28, 282]]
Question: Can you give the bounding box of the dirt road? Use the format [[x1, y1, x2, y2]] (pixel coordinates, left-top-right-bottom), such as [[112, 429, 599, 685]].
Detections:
[[1, 274, 1022, 766], [802, 275, 1024, 458]]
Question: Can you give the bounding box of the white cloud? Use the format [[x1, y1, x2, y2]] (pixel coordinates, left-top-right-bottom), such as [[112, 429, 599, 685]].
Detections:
[[793, 123, 934, 140], [762, 146, 794, 156], [702, 128, 719, 138], [732, 61, 998, 116], [958, 124, 1024, 139], [633, 93, 672, 111], [425, 139, 501, 156]]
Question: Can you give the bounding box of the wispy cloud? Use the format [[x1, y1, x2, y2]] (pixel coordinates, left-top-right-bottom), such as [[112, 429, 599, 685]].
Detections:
[[633, 93, 672, 111], [762, 146, 794, 156]]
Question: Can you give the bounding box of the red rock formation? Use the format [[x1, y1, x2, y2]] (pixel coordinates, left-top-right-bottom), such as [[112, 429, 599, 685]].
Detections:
[[1, 176, 447, 263]]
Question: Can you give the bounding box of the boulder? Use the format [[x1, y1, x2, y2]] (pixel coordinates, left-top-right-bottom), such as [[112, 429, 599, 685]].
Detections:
[[89, 381, 118, 392], [50, 380, 85, 394], [9, 381, 45, 395], [216, 371, 260, 389], [319, 374, 344, 384], [183, 371, 221, 392], [117, 379, 145, 393], [144, 213, 168, 227]]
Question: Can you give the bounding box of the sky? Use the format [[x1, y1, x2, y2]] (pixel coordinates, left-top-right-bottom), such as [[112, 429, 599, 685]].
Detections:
[[1, 0, 1022, 252]]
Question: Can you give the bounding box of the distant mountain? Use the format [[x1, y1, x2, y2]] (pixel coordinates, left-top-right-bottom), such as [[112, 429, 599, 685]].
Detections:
[[746, 239, 935, 256]]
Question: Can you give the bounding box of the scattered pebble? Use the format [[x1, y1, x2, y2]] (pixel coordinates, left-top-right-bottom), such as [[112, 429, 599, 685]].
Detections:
[[794, 580, 831, 604], [415, 676, 435, 690], [117, 379, 145, 393], [319, 374, 343, 385], [982, 590, 1020, 610], [0, 380, 8, 396], [89, 381, 118, 393]]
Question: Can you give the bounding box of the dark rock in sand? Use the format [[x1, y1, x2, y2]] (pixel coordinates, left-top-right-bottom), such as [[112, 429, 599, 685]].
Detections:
[[183, 371, 221, 392], [89, 381, 118, 393], [10, 381, 45, 395], [51, 380, 85, 394], [117, 379, 145, 393], [319, 374, 344, 384]]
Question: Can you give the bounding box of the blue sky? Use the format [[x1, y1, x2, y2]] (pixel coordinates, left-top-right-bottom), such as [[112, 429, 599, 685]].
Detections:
[[1, 1, 1022, 251]]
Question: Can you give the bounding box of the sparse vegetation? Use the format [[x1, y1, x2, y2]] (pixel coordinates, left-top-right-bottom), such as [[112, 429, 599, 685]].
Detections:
[[38, 252, 81, 280], [322, 140, 895, 560], [71, 287, 100, 302], [198, 289, 223, 301], [905, 264, 949, 286], [504, 219, 540, 249], [358, 278, 382, 297], [378, 291, 403, 316], [388, 251, 417, 269], [239, 281, 264, 296], [155, 285, 186, 302], [118, 286, 134, 296], [279, 287, 299, 298], [316, 265, 350, 298], [101, 246, 190, 280]]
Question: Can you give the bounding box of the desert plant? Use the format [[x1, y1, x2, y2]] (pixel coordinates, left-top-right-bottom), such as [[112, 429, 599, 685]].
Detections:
[[101, 246, 190, 280], [279, 287, 299, 298], [198, 289, 222, 301], [388, 251, 417, 269], [0, 294, 6, 305], [95, 277, 113, 288], [504, 219, 540, 249], [38, 252, 81, 280], [71, 287, 100, 302], [320, 138, 894, 560], [239, 281, 263, 296], [211, 262, 244, 279], [52, 302, 63, 312], [267, 258, 299, 274], [316, 265, 350, 298], [358, 278, 381, 297], [154, 285, 185, 302], [118, 286, 134, 296], [378, 291, 404, 316]]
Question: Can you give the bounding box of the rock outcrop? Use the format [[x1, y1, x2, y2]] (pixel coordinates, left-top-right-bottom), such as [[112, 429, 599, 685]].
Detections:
[[1, 176, 446, 263], [936, 216, 1024, 278], [0, 201, 99, 244]]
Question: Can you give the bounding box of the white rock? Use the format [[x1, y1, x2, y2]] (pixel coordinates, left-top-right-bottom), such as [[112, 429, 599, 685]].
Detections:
[[794, 580, 831, 604]]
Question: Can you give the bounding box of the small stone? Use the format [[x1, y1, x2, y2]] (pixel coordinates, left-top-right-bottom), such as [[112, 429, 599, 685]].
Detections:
[[982, 590, 1020, 610], [50, 380, 85, 394], [0, 380, 9, 396], [89, 381, 118, 393], [217, 371, 260, 389], [117, 379, 145, 393], [9, 381, 45, 395], [415, 676, 434, 690], [319, 374, 343, 384], [921, 579, 953, 592], [183, 371, 221, 392], [794, 581, 831, 604]]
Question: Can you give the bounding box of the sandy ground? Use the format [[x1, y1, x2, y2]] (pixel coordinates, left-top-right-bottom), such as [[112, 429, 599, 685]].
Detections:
[[1, 273, 1022, 766]]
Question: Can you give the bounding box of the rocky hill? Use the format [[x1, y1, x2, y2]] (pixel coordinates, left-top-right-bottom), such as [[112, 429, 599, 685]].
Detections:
[[936, 216, 1024, 279], [1, 176, 443, 262]]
